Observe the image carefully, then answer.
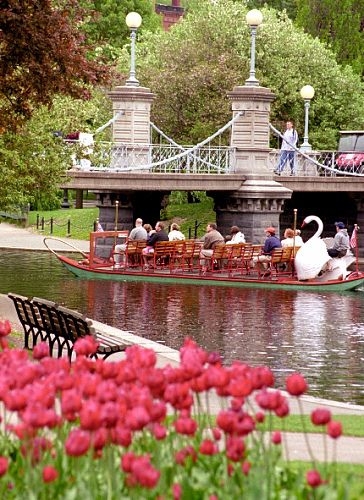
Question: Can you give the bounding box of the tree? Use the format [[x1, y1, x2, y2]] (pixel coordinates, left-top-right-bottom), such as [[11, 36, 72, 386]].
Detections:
[[245, 0, 297, 19], [0, 0, 111, 132], [82, 0, 161, 49], [0, 90, 112, 210], [137, 0, 364, 149], [295, 0, 364, 75]]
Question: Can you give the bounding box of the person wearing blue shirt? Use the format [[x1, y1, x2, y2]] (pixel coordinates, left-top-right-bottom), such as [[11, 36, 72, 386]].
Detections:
[[253, 226, 282, 272]]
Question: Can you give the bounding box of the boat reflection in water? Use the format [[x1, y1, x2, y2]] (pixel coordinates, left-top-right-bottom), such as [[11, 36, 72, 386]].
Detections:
[[1, 250, 364, 405]]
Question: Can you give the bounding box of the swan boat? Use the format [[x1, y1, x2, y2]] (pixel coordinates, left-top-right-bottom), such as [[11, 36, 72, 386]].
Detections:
[[44, 223, 364, 293]]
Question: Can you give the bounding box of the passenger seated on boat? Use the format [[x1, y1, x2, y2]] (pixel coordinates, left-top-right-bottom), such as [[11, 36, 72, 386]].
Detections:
[[114, 218, 147, 268], [142, 221, 169, 268], [226, 225, 245, 245], [281, 228, 295, 248], [168, 223, 185, 241], [252, 226, 281, 272], [327, 221, 350, 258], [199, 223, 225, 271], [294, 229, 304, 246]]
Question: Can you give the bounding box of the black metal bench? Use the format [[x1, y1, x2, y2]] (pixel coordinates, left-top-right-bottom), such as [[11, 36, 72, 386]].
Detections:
[[8, 293, 128, 362]]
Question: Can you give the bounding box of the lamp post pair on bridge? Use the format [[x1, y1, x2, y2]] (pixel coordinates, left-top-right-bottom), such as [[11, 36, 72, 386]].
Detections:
[[124, 8, 315, 152]]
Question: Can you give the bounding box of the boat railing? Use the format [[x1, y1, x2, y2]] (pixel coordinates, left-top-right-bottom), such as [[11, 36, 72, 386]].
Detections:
[[89, 230, 129, 268]]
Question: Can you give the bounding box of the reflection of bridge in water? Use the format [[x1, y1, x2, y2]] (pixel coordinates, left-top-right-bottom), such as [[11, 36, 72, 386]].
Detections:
[[63, 83, 364, 252]]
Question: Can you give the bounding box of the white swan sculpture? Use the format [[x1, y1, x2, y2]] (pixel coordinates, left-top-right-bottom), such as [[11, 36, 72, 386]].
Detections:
[[295, 215, 332, 280]]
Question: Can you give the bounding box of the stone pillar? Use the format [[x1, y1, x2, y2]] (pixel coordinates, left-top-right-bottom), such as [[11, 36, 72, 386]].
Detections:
[[211, 187, 291, 244], [97, 86, 156, 227], [227, 85, 275, 177], [75, 189, 83, 209], [217, 85, 292, 242], [107, 86, 155, 143]]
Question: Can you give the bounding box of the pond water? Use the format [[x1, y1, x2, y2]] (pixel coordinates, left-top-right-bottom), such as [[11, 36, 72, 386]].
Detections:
[[1, 249, 364, 405]]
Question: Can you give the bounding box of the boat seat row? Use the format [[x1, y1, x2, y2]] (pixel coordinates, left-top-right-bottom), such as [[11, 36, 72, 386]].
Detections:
[[8, 293, 129, 362]]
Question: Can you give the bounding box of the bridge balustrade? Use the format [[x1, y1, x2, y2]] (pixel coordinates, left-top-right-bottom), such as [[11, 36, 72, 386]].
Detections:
[[109, 143, 235, 174], [67, 138, 364, 178]]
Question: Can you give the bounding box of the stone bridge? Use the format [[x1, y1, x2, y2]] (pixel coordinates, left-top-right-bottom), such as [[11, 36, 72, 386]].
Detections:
[[62, 84, 364, 248]]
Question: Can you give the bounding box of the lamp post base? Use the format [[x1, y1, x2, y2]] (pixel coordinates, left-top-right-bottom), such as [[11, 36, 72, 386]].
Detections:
[[300, 143, 312, 153]]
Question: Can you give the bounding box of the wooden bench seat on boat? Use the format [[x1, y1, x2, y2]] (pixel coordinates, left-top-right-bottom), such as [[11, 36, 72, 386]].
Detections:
[[8, 293, 128, 362], [260, 247, 294, 279]]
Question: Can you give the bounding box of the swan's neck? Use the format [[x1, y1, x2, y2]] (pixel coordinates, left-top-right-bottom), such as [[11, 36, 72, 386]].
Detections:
[[313, 220, 323, 238]]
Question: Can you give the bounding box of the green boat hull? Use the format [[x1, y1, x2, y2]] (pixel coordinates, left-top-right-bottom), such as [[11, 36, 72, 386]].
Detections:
[[58, 255, 364, 293]]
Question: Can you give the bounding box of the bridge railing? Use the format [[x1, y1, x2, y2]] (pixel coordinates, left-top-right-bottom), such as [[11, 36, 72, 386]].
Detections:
[[108, 143, 236, 174], [268, 149, 364, 177]]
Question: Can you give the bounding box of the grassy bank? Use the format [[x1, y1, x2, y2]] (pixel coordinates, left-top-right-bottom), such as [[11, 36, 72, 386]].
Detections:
[[26, 198, 215, 240]]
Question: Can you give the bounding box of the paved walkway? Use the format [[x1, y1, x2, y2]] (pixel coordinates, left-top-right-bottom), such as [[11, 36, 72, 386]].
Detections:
[[0, 221, 89, 252], [1, 221, 364, 464]]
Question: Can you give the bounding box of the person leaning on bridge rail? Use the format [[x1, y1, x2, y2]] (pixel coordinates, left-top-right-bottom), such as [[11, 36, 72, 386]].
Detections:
[[168, 223, 185, 241], [114, 218, 147, 268], [142, 221, 169, 269], [199, 223, 225, 272], [274, 120, 298, 176], [327, 222, 350, 258], [225, 225, 245, 245], [252, 227, 282, 272]]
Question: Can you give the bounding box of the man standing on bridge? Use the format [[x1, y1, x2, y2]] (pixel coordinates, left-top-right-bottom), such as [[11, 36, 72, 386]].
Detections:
[[274, 121, 298, 176]]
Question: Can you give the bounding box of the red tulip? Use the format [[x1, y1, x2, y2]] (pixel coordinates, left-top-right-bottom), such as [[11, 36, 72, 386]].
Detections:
[[327, 420, 343, 439], [42, 465, 58, 483], [0, 456, 8, 477], [65, 429, 91, 457], [0, 320, 11, 337], [199, 439, 218, 455], [271, 431, 282, 445], [306, 469, 322, 488], [286, 373, 308, 396], [311, 408, 331, 426]]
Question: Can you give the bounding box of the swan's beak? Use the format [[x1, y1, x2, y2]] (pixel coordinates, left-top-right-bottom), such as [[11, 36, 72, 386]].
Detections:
[[301, 222, 306, 228]]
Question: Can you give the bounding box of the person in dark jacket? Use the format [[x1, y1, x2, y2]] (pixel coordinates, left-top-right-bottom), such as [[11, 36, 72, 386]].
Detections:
[[142, 221, 169, 267], [327, 221, 350, 258], [253, 226, 282, 271]]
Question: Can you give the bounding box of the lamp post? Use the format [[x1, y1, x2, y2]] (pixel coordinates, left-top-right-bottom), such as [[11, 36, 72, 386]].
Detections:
[[125, 12, 142, 87], [245, 9, 263, 87], [300, 85, 315, 152]]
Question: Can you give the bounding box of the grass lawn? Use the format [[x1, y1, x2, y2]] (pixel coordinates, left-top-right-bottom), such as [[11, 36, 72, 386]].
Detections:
[[26, 198, 215, 241], [27, 208, 99, 240], [259, 414, 364, 437]]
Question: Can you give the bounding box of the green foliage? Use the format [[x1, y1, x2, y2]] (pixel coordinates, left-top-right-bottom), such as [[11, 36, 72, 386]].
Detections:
[[295, 0, 364, 76], [136, 0, 364, 149], [245, 0, 297, 19], [163, 196, 215, 238], [82, 0, 162, 58], [0, 89, 112, 211]]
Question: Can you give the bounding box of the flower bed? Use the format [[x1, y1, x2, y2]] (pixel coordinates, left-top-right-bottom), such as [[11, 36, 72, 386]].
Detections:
[[0, 319, 359, 498]]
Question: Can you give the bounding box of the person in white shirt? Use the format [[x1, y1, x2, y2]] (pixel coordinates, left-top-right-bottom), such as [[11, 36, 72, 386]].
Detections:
[[274, 120, 298, 176], [168, 223, 185, 241], [226, 226, 245, 244], [281, 228, 303, 248], [114, 218, 147, 267]]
